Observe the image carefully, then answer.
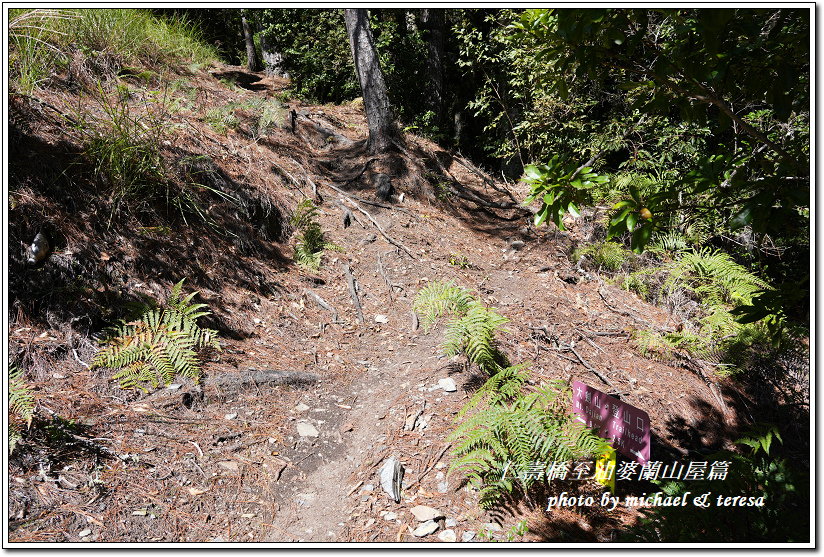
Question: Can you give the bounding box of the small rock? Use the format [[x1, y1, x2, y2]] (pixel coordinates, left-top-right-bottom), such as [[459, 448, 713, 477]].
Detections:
[[218, 461, 239, 472], [510, 240, 525, 250], [78, 529, 92, 538], [410, 505, 443, 522], [52, 373, 65, 379], [211, 535, 226, 543], [412, 520, 439, 538], [361, 233, 377, 245], [437, 529, 457, 542], [438, 378, 457, 392], [375, 314, 389, 324], [379, 456, 404, 503], [445, 518, 457, 528], [167, 383, 182, 391], [462, 531, 476, 542], [384, 512, 398, 521], [435, 471, 444, 480], [295, 402, 310, 412], [483, 522, 503, 532], [437, 481, 448, 493], [296, 422, 319, 437], [224, 413, 237, 420]]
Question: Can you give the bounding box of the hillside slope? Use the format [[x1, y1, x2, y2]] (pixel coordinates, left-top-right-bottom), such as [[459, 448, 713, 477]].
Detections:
[[7, 59, 807, 543]]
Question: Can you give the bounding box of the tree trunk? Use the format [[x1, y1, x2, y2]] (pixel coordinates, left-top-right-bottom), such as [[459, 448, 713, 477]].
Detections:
[[420, 8, 444, 123], [344, 8, 399, 154], [256, 17, 285, 77], [241, 9, 260, 72]]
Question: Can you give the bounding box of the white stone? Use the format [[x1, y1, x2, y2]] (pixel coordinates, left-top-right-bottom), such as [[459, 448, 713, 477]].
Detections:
[[384, 512, 398, 521], [410, 505, 443, 522], [375, 314, 389, 323], [438, 378, 457, 392], [462, 531, 476, 542], [295, 403, 310, 412], [483, 522, 503, 532], [437, 529, 457, 542], [412, 520, 439, 537], [296, 422, 319, 437], [224, 413, 237, 420]]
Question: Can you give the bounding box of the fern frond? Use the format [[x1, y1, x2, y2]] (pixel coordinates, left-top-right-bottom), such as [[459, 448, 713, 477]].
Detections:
[[413, 280, 475, 332], [92, 280, 219, 391], [9, 365, 35, 453]]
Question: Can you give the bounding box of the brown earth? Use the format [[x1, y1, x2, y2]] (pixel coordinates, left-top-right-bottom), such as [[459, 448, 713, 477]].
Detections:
[[6, 61, 808, 544]]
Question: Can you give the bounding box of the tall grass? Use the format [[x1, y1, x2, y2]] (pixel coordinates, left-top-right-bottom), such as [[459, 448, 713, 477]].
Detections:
[[9, 8, 219, 94]]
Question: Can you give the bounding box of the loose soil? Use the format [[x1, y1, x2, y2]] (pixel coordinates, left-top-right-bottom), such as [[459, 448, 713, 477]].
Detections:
[[7, 61, 809, 544]]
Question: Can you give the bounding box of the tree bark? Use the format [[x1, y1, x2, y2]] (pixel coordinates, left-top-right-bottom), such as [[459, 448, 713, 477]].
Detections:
[[344, 8, 399, 154], [241, 9, 260, 72], [256, 16, 286, 78], [420, 9, 444, 123]]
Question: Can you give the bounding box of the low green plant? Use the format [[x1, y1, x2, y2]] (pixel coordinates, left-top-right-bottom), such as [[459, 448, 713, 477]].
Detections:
[[622, 424, 810, 542], [9, 365, 35, 454], [572, 240, 634, 272], [289, 199, 341, 271], [203, 104, 240, 135], [414, 281, 609, 508], [8, 8, 76, 93], [91, 279, 220, 392], [69, 81, 166, 218]]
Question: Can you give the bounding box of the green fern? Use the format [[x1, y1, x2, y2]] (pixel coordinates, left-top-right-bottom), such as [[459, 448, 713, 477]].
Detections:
[[663, 247, 769, 308], [648, 231, 689, 255], [412, 280, 475, 333], [290, 199, 340, 271], [414, 282, 609, 508], [572, 240, 633, 272], [92, 279, 220, 392], [9, 364, 35, 454], [444, 304, 510, 375], [448, 380, 610, 508]]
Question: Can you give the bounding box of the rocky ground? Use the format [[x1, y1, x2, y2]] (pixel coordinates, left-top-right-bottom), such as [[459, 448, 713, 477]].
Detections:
[[6, 61, 808, 544]]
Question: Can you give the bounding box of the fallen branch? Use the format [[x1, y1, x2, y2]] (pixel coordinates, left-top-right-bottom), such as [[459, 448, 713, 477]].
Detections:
[[377, 251, 404, 301], [342, 263, 364, 323], [325, 179, 414, 214], [295, 112, 353, 145], [451, 154, 519, 204], [336, 199, 365, 228], [208, 369, 319, 392], [570, 345, 618, 392], [290, 156, 321, 200], [304, 288, 339, 321], [340, 197, 416, 258]]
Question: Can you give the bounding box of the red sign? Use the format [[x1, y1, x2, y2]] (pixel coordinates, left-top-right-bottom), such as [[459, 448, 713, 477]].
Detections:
[[572, 381, 650, 463]]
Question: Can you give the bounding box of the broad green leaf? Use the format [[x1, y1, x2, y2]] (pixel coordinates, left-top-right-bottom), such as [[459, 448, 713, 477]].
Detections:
[[611, 206, 632, 226], [626, 212, 638, 232], [567, 201, 580, 218], [535, 207, 549, 227]]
